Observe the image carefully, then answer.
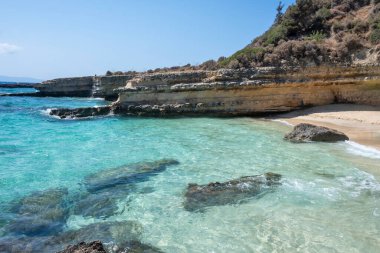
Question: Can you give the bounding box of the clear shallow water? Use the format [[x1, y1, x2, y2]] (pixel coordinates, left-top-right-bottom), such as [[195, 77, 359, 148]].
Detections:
[[0, 87, 37, 94], [0, 96, 380, 253]]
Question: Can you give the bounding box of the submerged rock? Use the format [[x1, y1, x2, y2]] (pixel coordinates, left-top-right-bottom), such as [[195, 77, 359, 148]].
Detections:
[[57, 240, 164, 253], [0, 235, 52, 253], [57, 241, 106, 253], [51, 221, 144, 252], [72, 184, 135, 219], [184, 172, 282, 212], [85, 159, 179, 193], [5, 188, 69, 236], [73, 159, 178, 219], [118, 240, 164, 253], [0, 221, 161, 253], [49, 106, 112, 119], [284, 123, 349, 143]]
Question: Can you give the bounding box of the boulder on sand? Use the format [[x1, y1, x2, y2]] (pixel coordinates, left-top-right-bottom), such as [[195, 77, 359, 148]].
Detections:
[[284, 123, 349, 143], [184, 172, 282, 212]]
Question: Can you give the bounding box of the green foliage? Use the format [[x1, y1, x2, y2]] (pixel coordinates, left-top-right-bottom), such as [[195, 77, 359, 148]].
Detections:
[[307, 31, 327, 41], [261, 25, 288, 46], [316, 7, 332, 20], [370, 29, 380, 44], [219, 47, 266, 67]]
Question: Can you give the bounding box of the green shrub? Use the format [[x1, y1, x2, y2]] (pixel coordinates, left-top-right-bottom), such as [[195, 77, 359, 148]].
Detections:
[[316, 7, 332, 20], [307, 31, 327, 41], [370, 29, 380, 44], [261, 25, 288, 46], [219, 47, 266, 67]]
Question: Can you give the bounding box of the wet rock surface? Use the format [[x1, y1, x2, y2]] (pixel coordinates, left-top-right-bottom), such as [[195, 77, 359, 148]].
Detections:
[[85, 159, 179, 193], [184, 172, 282, 212], [5, 188, 69, 236], [284, 123, 349, 143], [57, 241, 107, 253], [0, 221, 153, 253], [49, 106, 112, 119]]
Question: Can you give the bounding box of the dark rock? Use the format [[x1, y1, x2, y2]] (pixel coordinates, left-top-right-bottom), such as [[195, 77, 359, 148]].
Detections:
[[284, 123, 349, 143], [57, 241, 106, 253], [120, 240, 164, 253], [53, 221, 142, 245], [5, 188, 69, 236], [49, 106, 112, 119], [184, 172, 282, 212], [0, 235, 52, 253], [0, 221, 157, 253], [85, 159, 179, 193], [57, 240, 164, 253], [72, 184, 135, 218], [51, 221, 143, 252]]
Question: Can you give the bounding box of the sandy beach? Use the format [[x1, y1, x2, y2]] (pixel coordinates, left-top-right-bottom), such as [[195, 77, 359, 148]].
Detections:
[[271, 104, 380, 150]]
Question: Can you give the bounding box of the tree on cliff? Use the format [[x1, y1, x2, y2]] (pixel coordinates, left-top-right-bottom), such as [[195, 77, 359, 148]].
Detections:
[[275, 1, 285, 25]]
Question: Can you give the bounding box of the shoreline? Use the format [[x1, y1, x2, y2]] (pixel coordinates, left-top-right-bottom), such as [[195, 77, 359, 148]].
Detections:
[[269, 104, 380, 151]]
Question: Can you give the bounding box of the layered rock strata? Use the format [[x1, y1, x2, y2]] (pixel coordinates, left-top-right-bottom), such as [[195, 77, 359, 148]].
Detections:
[[47, 67, 380, 118]]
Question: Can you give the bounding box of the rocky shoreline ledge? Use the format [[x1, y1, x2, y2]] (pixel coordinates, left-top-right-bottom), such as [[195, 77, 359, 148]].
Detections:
[[40, 66, 380, 119]]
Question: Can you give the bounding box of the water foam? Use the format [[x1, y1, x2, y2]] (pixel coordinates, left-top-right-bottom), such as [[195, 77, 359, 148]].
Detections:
[[344, 141, 380, 159], [271, 119, 294, 127]]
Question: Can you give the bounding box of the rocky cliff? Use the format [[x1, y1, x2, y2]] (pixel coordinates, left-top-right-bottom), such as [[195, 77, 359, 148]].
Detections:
[[112, 66, 380, 116], [34, 75, 136, 100], [34, 77, 94, 97], [48, 66, 380, 118]]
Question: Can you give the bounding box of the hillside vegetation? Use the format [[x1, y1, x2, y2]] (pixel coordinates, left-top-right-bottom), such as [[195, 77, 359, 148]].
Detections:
[[106, 0, 380, 76], [214, 0, 380, 69]]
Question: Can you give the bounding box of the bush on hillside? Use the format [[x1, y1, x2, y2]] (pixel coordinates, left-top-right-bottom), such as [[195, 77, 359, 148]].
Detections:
[[219, 47, 266, 68], [307, 31, 327, 41], [370, 29, 380, 44]]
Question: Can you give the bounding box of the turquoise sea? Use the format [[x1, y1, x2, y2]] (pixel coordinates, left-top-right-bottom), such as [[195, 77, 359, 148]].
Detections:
[[0, 88, 380, 252]]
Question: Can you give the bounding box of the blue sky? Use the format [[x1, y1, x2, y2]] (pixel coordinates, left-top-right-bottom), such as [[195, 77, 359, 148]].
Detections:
[[0, 0, 294, 80]]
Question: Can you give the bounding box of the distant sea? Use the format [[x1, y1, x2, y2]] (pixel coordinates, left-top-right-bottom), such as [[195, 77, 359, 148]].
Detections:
[[0, 88, 379, 252]]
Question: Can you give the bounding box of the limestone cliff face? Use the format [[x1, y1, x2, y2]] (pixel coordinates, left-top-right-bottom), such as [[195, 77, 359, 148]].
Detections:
[[112, 67, 380, 116], [92, 75, 135, 100], [35, 75, 135, 100], [35, 77, 94, 97], [43, 66, 380, 118]]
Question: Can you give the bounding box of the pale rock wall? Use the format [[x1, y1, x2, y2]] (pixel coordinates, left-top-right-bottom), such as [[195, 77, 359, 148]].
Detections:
[[34, 77, 94, 97], [92, 75, 135, 99], [115, 80, 380, 116]]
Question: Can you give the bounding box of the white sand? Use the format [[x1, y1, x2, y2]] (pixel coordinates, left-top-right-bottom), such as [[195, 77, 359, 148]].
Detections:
[[271, 104, 380, 150]]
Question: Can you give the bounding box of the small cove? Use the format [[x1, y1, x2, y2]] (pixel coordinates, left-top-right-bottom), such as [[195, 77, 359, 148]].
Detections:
[[0, 95, 379, 252]]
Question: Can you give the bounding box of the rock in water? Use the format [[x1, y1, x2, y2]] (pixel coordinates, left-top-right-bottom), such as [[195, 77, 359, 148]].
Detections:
[[72, 184, 135, 219], [284, 123, 349, 143], [5, 188, 69, 236], [85, 159, 179, 193], [51, 221, 142, 247], [0, 221, 163, 253], [120, 240, 164, 253], [57, 241, 106, 253], [56, 240, 163, 253], [49, 106, 112, 119], [184, 172, 282, 212]]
